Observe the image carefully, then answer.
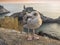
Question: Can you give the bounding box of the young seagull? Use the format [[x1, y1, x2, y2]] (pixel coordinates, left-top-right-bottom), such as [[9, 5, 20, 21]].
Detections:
[[23, 11, 42, 40]]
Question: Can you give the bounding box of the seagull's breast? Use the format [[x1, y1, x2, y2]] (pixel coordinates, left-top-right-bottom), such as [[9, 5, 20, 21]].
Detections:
[[27, 17, 42, 29]]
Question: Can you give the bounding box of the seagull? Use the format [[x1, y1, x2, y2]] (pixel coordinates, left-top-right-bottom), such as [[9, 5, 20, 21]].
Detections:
[[23, 11, 42, 40]]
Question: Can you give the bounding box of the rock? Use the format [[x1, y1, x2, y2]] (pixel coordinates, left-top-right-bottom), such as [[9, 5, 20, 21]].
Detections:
[[0, 39, 8, 45], [0, 5, 10, 15], [39, 13, 54, 23], [54, 17, 60, 23], [11, 12, 24, 21], [0, 28, 60, 45], [38, 31, 60, 40]]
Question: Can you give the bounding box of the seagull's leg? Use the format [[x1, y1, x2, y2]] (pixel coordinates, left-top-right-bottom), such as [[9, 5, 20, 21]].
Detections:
[[33, 29, 35, 38], [33, 29, 40, 40], [27, 28, 29, 37], [27, 28, 32, 40], [28, 28, 29, 35]]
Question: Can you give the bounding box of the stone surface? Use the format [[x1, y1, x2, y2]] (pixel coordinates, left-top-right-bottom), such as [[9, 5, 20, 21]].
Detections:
[[0, 28, 60, 45], [0, 39, 8, 45], [0, 5, 10, 15]]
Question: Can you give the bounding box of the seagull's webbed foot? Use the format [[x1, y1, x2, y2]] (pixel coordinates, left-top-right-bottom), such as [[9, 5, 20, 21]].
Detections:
[[33, 34, 40, 40], [26, 34, 33, 41], [33, 29, 40, 40]]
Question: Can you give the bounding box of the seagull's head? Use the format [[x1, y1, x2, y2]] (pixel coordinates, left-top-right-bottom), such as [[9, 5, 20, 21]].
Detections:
[[23, 11, 41, 24], [26, 11, 41, 19]]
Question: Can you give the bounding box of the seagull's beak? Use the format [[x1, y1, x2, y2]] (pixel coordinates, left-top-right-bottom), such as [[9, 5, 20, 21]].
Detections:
[[26, 16, 32, 21], [27, 16, 32, 19]]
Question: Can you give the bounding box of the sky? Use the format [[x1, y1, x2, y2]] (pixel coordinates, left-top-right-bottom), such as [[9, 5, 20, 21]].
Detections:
[[0, 0, 60, 19], [0, 0, 60, 3]]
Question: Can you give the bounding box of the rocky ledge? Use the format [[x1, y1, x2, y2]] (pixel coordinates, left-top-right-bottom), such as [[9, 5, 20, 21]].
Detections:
[[0, 28, 60, 45]]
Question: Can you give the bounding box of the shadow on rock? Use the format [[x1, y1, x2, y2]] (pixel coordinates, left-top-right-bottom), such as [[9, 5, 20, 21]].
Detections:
[[0, 39, 8, 45], [38, 31, 60, 41]]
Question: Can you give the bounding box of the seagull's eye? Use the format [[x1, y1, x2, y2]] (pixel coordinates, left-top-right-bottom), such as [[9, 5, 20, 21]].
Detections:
[[33, 13, 37, 16]]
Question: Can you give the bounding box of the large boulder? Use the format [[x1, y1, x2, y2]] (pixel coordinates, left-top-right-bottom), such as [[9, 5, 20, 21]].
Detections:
[[54, 17, 60, 23], [0, 5, 10, 15]]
